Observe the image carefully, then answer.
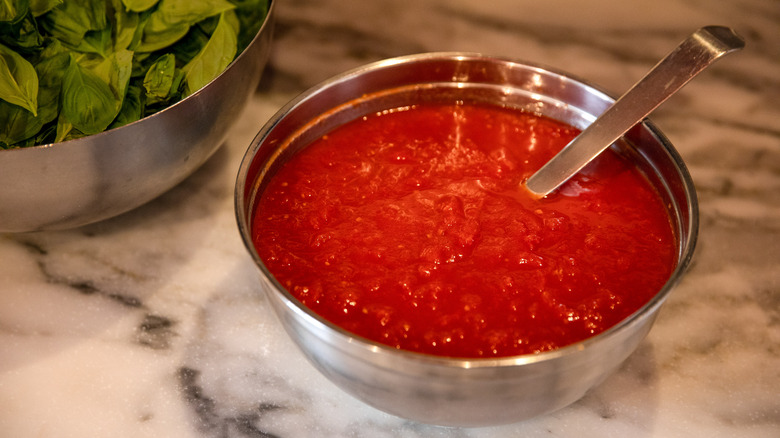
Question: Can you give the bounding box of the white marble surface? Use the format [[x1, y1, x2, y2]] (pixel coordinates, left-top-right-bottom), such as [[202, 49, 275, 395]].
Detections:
[[1, 0, 779, 436]]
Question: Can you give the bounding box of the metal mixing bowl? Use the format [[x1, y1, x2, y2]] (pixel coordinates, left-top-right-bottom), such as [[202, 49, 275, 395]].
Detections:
[[0, 1, 275, 233], [235, 53, 699, 427]]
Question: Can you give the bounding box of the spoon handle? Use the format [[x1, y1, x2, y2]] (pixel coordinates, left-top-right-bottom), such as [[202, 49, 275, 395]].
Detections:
[[525, 26, 745, 196]]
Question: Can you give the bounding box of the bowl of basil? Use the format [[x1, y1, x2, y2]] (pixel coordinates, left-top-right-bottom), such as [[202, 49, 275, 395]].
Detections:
[[0, 0, 275, 232]]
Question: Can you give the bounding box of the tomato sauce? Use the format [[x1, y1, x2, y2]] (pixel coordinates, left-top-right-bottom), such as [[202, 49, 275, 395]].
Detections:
[[252, 102, 676, 358]]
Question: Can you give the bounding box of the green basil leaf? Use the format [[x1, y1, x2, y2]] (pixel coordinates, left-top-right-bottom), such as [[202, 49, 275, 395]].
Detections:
[[71, 26, 111, 57], [136, 20, 188, 52], [169, 66, 183, 95], [0, 0, 28, 23], [130, 50, 151, 76], [0, 12, 43, 54], [0, 42, 38, 115], [30, 0, 63, 17], [109, 82, 143, 129], [181, 10, 236, 97], [137, 0, 233, 52], [168, 22, 208, 64], [39, 0, 106, 47], [195, 13, 217, 35], [0, 98, 43, 144], [61, 56, 116, 134], [224, 8, 239, 35], [232, 0, 269, 52], [120, 0, 158, 13], [53, 110, 87, 142], [33, 38, 69, 125], [5, 118, 56, 147], [53, 110, 72, 142], [112, 0, 146, 51], [30, 119, 56, 144], [142, 52, 174, 103], [154, 0, 234, 27], [0, 39, 66, 146], [91, 49, 133, 116]]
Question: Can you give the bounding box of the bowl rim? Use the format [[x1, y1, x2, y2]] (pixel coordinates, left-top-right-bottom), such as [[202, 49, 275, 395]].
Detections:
[[236, 51, 700, 369], [2, 0, 276, 153]]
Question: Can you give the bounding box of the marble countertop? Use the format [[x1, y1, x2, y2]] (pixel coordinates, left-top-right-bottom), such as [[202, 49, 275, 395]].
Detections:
[[1, 0, 778, 436]]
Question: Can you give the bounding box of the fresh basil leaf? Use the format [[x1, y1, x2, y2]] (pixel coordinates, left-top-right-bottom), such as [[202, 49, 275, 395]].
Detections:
[[4, 118, 55, 147], [168, 21, 209, 64], [0, 11, 43, 54], [154, 0, 234, 27], [130, 50, 151, 76], [169, 66, 183, 95], [0, 39, 67, 146], [33, 38, 69, 125], [137, 0, 233, 52], [120, 0, 158, 13], [0, 42, 38, 115], [54, 111, 88, 142], [232, 0, 269, 51], [109, 82, 143, 129], [53, 110, 72, 142], [30, 0, 63, 17], [223, 8, 239, 36], [61, 56, 117, 134], [30, 119, 56, 144], [0, 98, 43, 144], [71, 26, 111, 57], [136, 20, 188, 52], [64, 129, 88, 141], [0, 0, 28, 23], [113, 0, 139, 50], [181, 10, 236, 97], [142, 52, 174, 103], [39, 0, 106, 47], [91, 48, 133, 119], [195, 13, 218, 35]]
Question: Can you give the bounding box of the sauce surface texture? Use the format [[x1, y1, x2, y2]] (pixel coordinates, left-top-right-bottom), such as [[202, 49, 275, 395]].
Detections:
[[252, 102, 676, 358]]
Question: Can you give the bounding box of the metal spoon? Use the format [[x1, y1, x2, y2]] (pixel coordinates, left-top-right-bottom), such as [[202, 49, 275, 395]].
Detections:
[[524, 26, 745, 197]]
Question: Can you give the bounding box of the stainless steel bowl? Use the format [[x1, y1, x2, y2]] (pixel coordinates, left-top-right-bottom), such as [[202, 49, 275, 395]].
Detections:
[[236, 53, 698, 427], [0, 1, 275, 233]]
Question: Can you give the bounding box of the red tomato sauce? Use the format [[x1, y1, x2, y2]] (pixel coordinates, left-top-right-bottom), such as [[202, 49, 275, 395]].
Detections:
[[252, 102, 677, 358]]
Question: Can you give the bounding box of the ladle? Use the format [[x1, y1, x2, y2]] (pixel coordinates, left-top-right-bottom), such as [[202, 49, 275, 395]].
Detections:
[[525, 26, 745, 196]]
